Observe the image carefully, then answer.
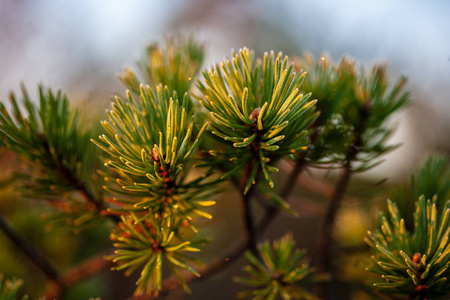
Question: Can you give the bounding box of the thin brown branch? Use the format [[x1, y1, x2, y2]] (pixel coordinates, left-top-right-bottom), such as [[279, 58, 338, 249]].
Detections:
[[315, 101, 371, 298], [39, 134, 119, 223], [317, 160, 352, 272], [240, 161, 260, 257], [44, 251, 115, 299], [280, 125, 318, 200], [279, 160, 334, 199], [280, 150, 309, 199], [0, 212, 61, 283]]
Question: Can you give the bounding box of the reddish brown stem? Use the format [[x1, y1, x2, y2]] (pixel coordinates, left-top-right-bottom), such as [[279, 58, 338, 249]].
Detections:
[[44, 251, 115, 299]]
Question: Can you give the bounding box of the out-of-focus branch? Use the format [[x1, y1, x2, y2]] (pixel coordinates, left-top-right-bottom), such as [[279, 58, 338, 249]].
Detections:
[[240, 161, 261, 257], [44, 251, 115, 299], [0, 213, 61, 283], [315, 101, 370, 298]]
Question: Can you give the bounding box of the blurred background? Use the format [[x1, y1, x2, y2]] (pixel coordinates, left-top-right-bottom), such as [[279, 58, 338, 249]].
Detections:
[[0, 0, 449, 299]]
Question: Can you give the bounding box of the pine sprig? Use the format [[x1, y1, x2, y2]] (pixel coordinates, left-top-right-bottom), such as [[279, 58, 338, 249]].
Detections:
[[0, 85, 105, 227], [0, 274, 28, 300], [234, 233, 316, 300], [352, 65, 410, 172], [119, 35, 203, 102], [365, 196, 450, 299], [293, 55, 409, 170], [92, 84, 213, 221], [196, 48, 318, 191], [411, 155, 450, 205], [292, 54, 356, 164], [390, 154, 450, 229], [109, 214, 200, 296]]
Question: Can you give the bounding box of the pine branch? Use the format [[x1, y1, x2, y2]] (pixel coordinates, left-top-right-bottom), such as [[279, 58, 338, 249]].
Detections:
[[44, 251, 115, 299], [38, 134, 119, 223], [0, 212, 61, 284], [39, 134, 97, 209], [279, 123, 319, 203], [315, 101, 370, 297], [240, 161, 261, 257]]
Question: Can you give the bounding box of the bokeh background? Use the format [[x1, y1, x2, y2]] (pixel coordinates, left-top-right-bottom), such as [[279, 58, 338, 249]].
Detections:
[[1, 1, 449, 299]]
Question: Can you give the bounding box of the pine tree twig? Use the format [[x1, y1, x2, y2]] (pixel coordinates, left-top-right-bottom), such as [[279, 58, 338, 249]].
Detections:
[[315, 101, 371, 297], [44, 251, 115, 299], [240, 161, 261, 257], [0, 212, 61, 283], [261, 127, 318, 231], [279, 161, 334, 198], [280, 126, 318, 200], [317, 159, 353, 271], [127, 241, 248, 300], [128, 171, 304, 300], [39, 134, 99, 209], [39, 134, 119, 223], [280, 150, 309, 199]]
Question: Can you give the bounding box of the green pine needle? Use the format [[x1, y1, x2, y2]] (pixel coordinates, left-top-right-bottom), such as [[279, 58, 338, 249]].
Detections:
[[0, 85, 104, 228], [0, 274, 28, 300], [119, 35, 204, 103], [109, 214, 200, 296], [366, 196, 450, 299], [93, 84, 214, 220], [234, 233, 317, 300], [196, 48, 317, 189]]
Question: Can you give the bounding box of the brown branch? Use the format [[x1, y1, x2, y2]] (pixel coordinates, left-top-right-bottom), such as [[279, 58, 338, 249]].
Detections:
[[315, 101, 371, 298], [0, 212, 61, 283], [279, 160, 334, 199], [39, 134, 119, 223], [280, 125, 318, 200], [44, 251, 115, 299], [317, 160, 353, 273], [240, 161, 260, 257], [260, 127, 318, 232]]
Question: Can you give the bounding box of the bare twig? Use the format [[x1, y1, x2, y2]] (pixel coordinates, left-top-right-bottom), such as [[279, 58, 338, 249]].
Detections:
[[0, 213, 61, 283], [240, 161, 261, 257], [44, 251, 115, 299], [317, 160, 353, 272]]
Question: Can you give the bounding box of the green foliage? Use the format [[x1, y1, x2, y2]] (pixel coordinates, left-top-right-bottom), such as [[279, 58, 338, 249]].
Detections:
[[293, 54, 356, 163], [293, 54, 409, 171], [0, 36, 418, 299], [391, 154, 450, 228], [411, 155, 450, 204], [0, 274, 28, 300], [365, 197, 450, 299], [109, 214, 200, 296], [120, 35, 203, 102], [92, 84, 213, 220], [0, 85, 104, 228], [196, 48, 318, 191], [234, 233, 316, 300], [93, 73, 213, 293], [354, 65, 409, 172]]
